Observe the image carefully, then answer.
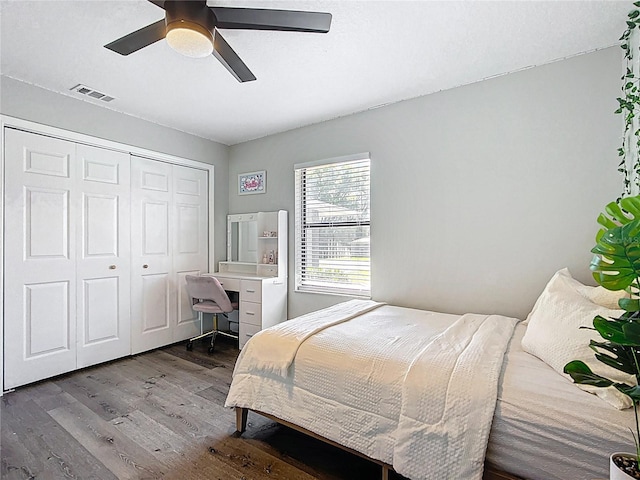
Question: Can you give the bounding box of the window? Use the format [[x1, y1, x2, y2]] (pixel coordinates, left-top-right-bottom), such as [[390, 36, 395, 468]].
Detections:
[[294, 153, 370, 297]]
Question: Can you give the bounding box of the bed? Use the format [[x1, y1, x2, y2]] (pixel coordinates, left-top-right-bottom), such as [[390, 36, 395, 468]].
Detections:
[[225, 271, 636, 480]]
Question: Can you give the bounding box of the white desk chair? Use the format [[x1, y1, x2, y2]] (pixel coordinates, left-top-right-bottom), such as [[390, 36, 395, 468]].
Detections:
[[185, 275, 239, 354]]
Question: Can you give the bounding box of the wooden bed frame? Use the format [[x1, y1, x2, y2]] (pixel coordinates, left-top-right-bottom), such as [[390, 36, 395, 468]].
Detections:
[[234, 407, 521, 480]]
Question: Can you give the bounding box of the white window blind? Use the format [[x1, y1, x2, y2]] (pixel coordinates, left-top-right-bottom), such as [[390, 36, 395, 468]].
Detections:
[[294, 154, 370, 297]]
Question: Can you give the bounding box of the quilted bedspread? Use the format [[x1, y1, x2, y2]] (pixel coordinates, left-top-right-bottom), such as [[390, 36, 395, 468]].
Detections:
[[226, 300, 518, 480]]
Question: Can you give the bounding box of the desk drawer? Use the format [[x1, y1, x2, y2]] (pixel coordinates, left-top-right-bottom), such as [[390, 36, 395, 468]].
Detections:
[[214, 276, 240, 292], [240, 280, 262, 303], [239, 323, 261, 349], [240, 301, 262, 327]]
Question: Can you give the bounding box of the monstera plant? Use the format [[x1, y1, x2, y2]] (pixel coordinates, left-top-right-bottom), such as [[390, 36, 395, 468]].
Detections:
[[564, 195, 640, 479]]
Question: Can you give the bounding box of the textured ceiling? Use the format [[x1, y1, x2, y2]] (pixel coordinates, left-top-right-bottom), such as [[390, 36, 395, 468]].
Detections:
[[0, 0, 631, 145]]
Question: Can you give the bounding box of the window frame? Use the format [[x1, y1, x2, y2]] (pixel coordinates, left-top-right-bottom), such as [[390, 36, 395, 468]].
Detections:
[[294, 153, 371, 297]]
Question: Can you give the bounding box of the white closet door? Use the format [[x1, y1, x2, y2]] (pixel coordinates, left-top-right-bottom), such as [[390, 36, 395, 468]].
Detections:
[[173, 164, 209, 342], [76, 144, 131, 368], [4, 129, 78, 389], [131, 157, 174, 354], [130, 158, 209, 353]]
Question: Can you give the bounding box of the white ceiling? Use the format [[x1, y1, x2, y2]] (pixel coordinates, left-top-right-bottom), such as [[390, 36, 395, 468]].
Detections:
[[0, 0, 631, 145]]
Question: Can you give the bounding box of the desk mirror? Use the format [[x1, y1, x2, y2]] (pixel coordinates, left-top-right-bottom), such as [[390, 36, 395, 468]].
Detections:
[[228, 214, 258, 263]]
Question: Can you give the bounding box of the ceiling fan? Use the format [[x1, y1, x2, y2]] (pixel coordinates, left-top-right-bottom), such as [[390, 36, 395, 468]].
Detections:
[[104, 0, 332, 83]]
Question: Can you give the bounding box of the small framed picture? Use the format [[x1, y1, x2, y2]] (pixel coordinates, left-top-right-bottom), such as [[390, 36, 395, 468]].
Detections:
[[238, 170, 266, 195]]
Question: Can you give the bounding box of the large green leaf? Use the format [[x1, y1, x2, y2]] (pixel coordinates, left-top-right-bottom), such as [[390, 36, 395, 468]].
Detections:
[[615, 383, 640, 402], [593, 315, 629, 343], [606, 196, 640, 223], [591, 219, 640, 291], [590, 339, 639, 375], [596, 196, 640, 241], [620, 297, 640, 312], [624, 321, 640, 344], [592, 315, 640, 345], [563, 360, 614, 387]]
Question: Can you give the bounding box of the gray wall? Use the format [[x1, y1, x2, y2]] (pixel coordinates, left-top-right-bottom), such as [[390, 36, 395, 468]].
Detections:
[[0, 76, 230, 266], [229, 47, 622, 320]]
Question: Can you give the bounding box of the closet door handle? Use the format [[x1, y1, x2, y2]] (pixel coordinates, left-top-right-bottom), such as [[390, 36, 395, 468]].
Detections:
[[143, 264, 149, 269]]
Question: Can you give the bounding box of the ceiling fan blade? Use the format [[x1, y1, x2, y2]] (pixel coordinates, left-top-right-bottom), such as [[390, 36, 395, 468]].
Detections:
[[147, 0, 166, 8], [104, 19, 166, 56], [212, 30, 256, 83], [209, 7, 331, 33]]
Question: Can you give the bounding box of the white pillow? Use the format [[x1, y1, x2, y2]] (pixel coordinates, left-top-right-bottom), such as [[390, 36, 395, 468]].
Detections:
[[524, 268, 626, 324], [521, 268, 635, 409], [578, 282, 627, 310]]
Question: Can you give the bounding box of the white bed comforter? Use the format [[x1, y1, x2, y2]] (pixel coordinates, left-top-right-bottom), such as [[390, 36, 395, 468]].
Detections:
[[235, 299, 384, 377], [226, 301, 518, 480]]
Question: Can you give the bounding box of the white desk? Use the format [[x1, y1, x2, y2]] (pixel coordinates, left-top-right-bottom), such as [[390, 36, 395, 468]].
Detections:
[[207, 272, 287, 349]]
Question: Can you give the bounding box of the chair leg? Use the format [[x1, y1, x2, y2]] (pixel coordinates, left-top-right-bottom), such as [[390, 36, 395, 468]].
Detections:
[[208, 314, 219, 354], [187, 312, 214, 350]]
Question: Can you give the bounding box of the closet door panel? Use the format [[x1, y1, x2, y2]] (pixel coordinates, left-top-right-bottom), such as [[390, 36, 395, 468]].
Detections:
[[176, 204, 200, 253], [76, 144, 131, 368], [143, 201, 169, 255], [172, 165, 209, 341], [4, 129, 77, 389], [131, 157, 174, 354], [83, 194, 118, 256], [81, 277, 119, 342], [26, 188, 70, 257], [26, 281, 71, 355], [141, 273, 171, 332]]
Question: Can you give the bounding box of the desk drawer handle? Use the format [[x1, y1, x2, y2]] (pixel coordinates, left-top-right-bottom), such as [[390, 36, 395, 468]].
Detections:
[[245, 333, 254, 338], [245, 288, 256, 293], [245, 311, 255, 316], [109, 265, 116, 270], [143, 264, 149, 269]]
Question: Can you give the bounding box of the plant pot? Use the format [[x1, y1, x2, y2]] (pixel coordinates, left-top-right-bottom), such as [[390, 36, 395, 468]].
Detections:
[[611, 452, 640, 480]]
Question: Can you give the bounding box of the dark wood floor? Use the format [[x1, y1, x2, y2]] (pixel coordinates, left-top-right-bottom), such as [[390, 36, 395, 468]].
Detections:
[[1, 337, 406, 480]]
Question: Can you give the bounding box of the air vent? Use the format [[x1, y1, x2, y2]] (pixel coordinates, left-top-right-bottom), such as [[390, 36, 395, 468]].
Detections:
[[69, 84, 115, 102]]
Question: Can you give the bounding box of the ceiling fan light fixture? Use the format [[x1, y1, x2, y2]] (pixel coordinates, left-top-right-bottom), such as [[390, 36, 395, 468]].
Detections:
[[166, 21, 213, 58], [105, 0, 332, 82]]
